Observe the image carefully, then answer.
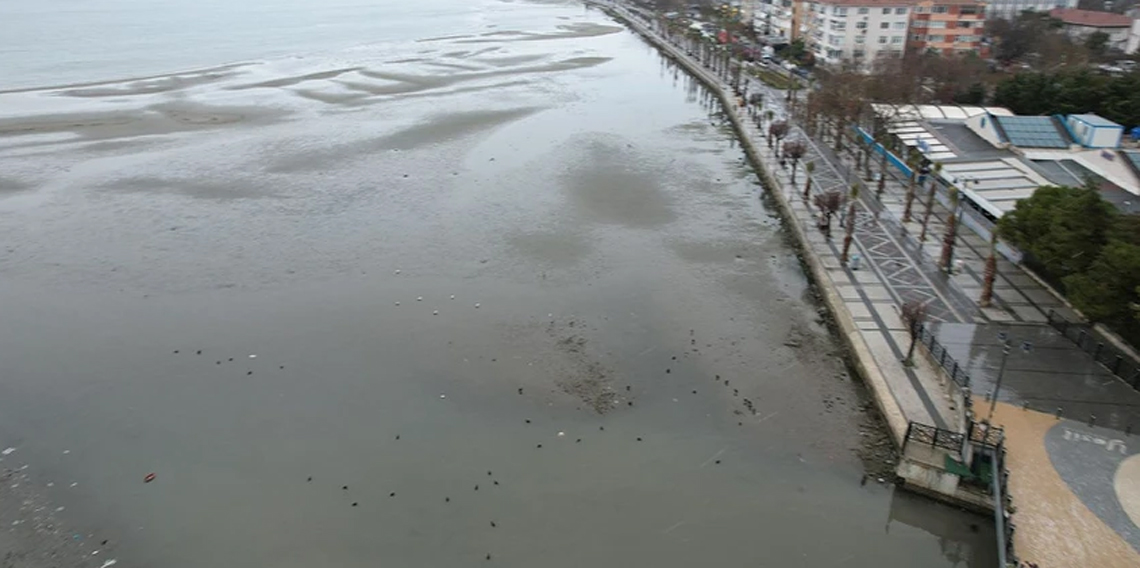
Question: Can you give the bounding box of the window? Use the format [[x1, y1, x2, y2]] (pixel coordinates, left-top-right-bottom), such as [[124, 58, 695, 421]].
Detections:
[[880, 21, 890, 29], [960, 5, 980, 14], [891, 35, 903, 44], [830, 21, 847, 30], [878, 36, 888, 44], [911, 20, 927, 28], [958, 21, 973, 28], [829, 35, 843, 46], [855, 35, 866, 43], [928, 34, 945, 42], [932, 5, 949, 13], [856, 20, 867, 29], [929, 20, 946, 28], [893, 21, 906, 29], [956, 35, 973, 43], [835, 7, 848, 16], [857, 7, 869, 14], [914, 6, 927, 13], [853, 49, 866, 58], [895, 7, 907, 14], [882, 7, 892, 14], [911, 33, 923, 41]]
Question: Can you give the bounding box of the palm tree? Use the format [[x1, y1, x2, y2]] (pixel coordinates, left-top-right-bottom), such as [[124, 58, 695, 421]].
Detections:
[[979, 230, 999, 307], [902, 156, 919, 223], [918, 162, 943, 243], [875, 134, 890, 200], [802, 161, 816, 204], [900, 299, 929, 367], [938, 186, 960, 272], [841, 184, 861, 265], [783, 140, 807, 185], [814, 190, 843, 240]]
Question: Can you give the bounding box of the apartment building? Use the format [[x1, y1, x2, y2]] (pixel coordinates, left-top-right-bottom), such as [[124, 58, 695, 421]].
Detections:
[[907, 0, 987, 56], [803, 0, 915, 68], [754, 0, 800, 41], [1049, 8, 1134, 51], [985, 0, 1076, 20]]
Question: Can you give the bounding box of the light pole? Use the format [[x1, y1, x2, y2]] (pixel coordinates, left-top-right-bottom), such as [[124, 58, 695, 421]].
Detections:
[[987, 332, 1032, 423]]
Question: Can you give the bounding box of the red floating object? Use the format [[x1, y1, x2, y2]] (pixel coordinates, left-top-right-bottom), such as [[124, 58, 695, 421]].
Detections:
[[144, 473, 156, 483]]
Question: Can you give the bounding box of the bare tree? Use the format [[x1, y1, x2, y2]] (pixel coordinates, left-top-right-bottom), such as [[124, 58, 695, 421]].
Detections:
[[813, 190, 843, 240], [938, 186, 960, 273], [841, 184, 861, 265], [783, 139, 807, 185], [768, 121, 789, 152], [802, 161, 816, 204], [900, 299, 929, 366]]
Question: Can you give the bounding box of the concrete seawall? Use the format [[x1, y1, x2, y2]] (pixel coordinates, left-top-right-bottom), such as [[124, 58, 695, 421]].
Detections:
[[598, 5, 912, 447]]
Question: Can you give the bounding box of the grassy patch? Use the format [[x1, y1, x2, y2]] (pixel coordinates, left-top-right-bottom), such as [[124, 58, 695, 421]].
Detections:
[[752, 68, 799, 90]]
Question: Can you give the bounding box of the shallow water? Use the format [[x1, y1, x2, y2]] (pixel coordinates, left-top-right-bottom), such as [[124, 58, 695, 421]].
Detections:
[[0, 0, 996, 566]]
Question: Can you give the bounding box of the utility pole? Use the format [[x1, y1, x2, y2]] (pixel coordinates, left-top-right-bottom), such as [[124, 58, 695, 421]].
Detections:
[[987, 332, 1032, 423]]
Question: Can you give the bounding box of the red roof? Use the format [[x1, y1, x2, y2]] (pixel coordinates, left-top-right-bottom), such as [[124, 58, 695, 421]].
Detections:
[[1049, 8, 1132, 28]]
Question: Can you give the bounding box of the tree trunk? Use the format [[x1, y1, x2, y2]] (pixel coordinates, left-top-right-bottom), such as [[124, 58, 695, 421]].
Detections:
[[841, 202, 857, 264], [823, 213, 832, 240], [902, 172, 917, 223], [790, 159, 799, 185], [876, 145, 888, 200], [980, 233, 998, 307], [918, 183, 937, 242], [803, 175, 813, 204], [938, 189, 960, 272]]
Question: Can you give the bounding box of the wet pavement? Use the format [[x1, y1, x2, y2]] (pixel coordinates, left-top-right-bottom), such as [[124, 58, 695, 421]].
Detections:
[[0, 0, 995, 566]]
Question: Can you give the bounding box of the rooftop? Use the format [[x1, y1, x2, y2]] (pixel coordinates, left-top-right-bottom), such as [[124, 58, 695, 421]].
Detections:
[[1048, 8, 1133, 28], [1070, 113, 1122, 128], [814, 0, 914, 6], [992, 115, 1072, 149]]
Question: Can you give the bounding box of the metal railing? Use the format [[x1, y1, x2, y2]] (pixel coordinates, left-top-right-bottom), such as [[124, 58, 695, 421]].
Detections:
[[904, 421, 965, 453], [1047, 309, 1140, 391]]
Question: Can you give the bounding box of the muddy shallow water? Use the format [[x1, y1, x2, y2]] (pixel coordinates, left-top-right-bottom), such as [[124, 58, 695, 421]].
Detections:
[[0, 0, 995, 566]]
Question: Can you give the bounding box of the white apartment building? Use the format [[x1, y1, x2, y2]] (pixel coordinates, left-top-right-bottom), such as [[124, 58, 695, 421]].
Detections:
[[985, 0, 1076, 20], [754, 0, 799, 42], [804, 0, 914, 68]]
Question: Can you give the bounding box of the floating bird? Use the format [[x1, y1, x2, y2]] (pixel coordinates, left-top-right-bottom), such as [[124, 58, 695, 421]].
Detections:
[[196, 350, 202, 355], [625, 385, 631, 391], [389, 492, 395, 497], [525, 419, 531, 424], [475, 485, 479, 491], [486, 554, 492, 561], [474, 303, 481, 308], [247, 371, 253, 376], [536, 444, 542, 448], [396, 435, 400, 440], [665, 369, 671, 374], [487, 471, 492, 476], [445, 497, 451, 502], [599, 426, 604, 431], [490, 521, 497, 528], [343, 486, 348, 490], [417, 297, 423, 302], [715, 460, 721, 464], [174, 350, 179, 354], [517, 388, 523, 395], [307, 477, 312, 482], [636, 437, 643, 442], [493, 480, 499, 486], [433, 310, 439, 315], [352, 502, 358, 507], [575, 438, 581, 443]]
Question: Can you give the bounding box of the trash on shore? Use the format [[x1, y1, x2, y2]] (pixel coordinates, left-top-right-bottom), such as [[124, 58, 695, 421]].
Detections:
[[1, 447, 15, 456]]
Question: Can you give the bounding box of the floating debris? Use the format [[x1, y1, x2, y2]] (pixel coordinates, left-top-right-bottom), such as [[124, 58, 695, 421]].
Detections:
[[1, 448, 14, 456], [143, 473, 156, 483]]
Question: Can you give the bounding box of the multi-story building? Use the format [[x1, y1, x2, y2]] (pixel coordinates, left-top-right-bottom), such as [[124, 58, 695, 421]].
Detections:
[[1049, 8, 1134, 52], [754, 0, 800, 42], [803, 0, 915, 69], [907, 0, 987, 57], [985, 0, 1076, 20]]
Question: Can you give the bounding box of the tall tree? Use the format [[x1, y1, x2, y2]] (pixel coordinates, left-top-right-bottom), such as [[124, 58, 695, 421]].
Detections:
[[900, 300, 929, 366], [783, 139, 807, 185], [998, 183, 1116, 280], [980, 230, 999, 308], [938, 186, 960, 273], [902, 156, 920, 223], [814, 190, 843, 240], [802, 161, 816, 204], [918, 163, 943, 243], [841, 184, 861, 265]]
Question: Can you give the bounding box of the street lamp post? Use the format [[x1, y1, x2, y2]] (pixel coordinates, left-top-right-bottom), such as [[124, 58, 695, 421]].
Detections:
[[987, 332, 1032, 423]]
